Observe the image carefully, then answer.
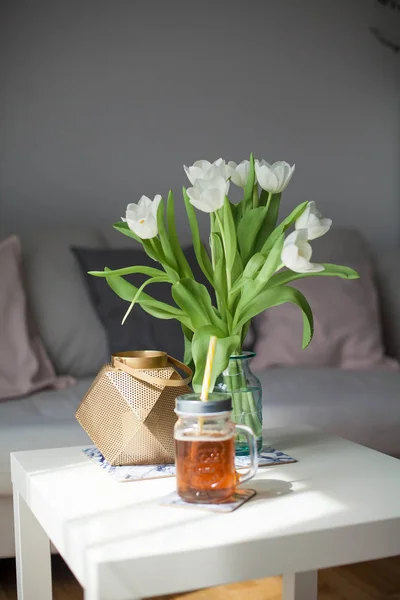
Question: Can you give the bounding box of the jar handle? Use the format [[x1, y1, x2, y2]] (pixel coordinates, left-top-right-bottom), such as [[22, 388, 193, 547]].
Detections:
[[235, 424, 258, 484]]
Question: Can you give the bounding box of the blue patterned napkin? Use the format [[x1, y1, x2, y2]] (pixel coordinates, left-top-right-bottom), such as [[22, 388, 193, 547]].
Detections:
[[83, 446, 296, 483]]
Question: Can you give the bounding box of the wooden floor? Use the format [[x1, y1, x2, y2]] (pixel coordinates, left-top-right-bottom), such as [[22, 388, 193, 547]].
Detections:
[[1, 555, 400, 600]]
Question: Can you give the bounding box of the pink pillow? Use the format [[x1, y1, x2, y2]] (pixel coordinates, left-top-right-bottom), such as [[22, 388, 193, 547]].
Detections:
[[0, 236, 74, 400], [252, 264, 399, 371]]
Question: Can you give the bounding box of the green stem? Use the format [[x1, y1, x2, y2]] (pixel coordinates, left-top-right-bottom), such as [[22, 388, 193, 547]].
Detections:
[[222, 356, 262, 446], [148, 238, 159, 259], [223, 361, 239, 416], [209, 223, 226, 321], [210, 213, 233, 329], [252, 183, 259, 209], [209, 215, 216, 270], [150, 238, 179, 283], [235, 363, 257, 432], [265, 191, 273, 212], [215, 210, 232, 295]]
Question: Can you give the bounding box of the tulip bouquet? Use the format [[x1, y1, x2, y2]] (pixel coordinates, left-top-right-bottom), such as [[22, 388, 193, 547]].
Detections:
[[90, 154, 359, 441]]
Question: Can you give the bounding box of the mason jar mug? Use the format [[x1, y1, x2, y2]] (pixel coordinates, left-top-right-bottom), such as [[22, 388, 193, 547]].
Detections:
[[174, 393, 258, 504]]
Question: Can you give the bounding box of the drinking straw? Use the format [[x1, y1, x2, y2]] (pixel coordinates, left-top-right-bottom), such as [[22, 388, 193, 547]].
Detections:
[[196, 336, 217, 435], [201, 336, 217, 402]]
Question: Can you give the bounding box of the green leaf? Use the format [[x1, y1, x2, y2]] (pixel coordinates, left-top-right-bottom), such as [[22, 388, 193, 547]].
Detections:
[[166, 191, 194, 279], [260, 201, 308, 256], [269, 263, 360, 287], [230, 276, 251, 296], [242, 153, 255, 213], [191, 326, 240, 393], [254, 234, 284, 287], [240, 320, 251, 347], [104, 269, 192, 328], [172, 278, 226, 332], [89, 265, 167, 278], [229, 253, 266, 296], [210, 232, 228, 316], [140, 302, 192, 327], [223, 197, 237, 272], [213, 209, 242, 297], [266, 192, 280, 232], [237, 206, 268, 264], [235, 234, 284, 312], [182, 325, 194, 368], [234, 286, 314, 349], [143, 238, 164, 263], [231, 251, 244, 288], [243, 252, 266, 279], [255, 192, 281, 252], [230, 202, 242, 228], [121, 275, 169, 325], [183, 188, 214, 285], [227, 254, 245, 314]]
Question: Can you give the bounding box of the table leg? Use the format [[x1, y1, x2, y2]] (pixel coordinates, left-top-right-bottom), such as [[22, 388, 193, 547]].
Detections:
[[283, 571, 318, 600], [13, 490, 52, 600]]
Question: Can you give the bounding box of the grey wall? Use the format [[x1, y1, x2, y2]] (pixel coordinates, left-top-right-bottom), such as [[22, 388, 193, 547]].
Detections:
[[0, 0, 399, 246]]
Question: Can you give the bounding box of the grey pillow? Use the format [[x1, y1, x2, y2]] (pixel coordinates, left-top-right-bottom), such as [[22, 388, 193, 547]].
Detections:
[[22, 229, 109, 378], [72, 246, 209, 361], [311, 227, 372, 263]]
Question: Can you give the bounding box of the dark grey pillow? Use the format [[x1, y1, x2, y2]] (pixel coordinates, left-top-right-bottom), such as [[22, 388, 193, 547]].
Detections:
[[72, 245, 210, 361]]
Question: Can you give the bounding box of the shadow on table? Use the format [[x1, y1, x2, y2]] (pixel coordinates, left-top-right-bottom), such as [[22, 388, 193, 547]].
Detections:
[[249, 478, 293, 501]]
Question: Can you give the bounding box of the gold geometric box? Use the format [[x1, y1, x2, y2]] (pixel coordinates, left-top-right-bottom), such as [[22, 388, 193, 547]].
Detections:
[[75, 351, 192, 466]]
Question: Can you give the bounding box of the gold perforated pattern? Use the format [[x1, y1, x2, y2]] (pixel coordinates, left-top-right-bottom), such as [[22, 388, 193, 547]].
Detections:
[[75, 363, 190, 465]]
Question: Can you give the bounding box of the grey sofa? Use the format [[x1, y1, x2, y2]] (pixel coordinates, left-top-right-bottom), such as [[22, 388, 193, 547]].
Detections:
[[0, 226, 399, 558]]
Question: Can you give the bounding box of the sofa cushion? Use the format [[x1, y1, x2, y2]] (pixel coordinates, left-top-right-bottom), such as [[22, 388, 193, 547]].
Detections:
[[72, 245, 210, 361], [0, 235, 74, 399], [22, 229, 110, 377], [253, 262, 398, 371], [258, 367, 400, 457], [310, 227, 373, 263], [0, 378, 92, 496], [253, 227, 398, 370]]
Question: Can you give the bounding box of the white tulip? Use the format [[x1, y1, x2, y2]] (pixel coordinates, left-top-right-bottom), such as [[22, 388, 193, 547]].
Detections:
[[122, 194, 161, 239], [184, 160, 213, 185], [281, 229, 324, 273], [255, 160, 295, 193], [295, 201, 332, 241], [186, 176, 229, 213], [184, 158, 228, 185], [227, 160, 250, 188]]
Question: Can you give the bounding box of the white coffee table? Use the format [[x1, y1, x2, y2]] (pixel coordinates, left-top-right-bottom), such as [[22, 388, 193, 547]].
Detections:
[[11, 428, 400, 600]]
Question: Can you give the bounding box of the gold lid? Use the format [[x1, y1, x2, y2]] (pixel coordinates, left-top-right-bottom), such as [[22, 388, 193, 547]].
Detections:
[[111, 350, 168, 370]]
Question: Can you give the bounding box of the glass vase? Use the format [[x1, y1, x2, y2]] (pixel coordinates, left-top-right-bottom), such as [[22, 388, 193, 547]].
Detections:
[[214, 352, 262, 455]]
